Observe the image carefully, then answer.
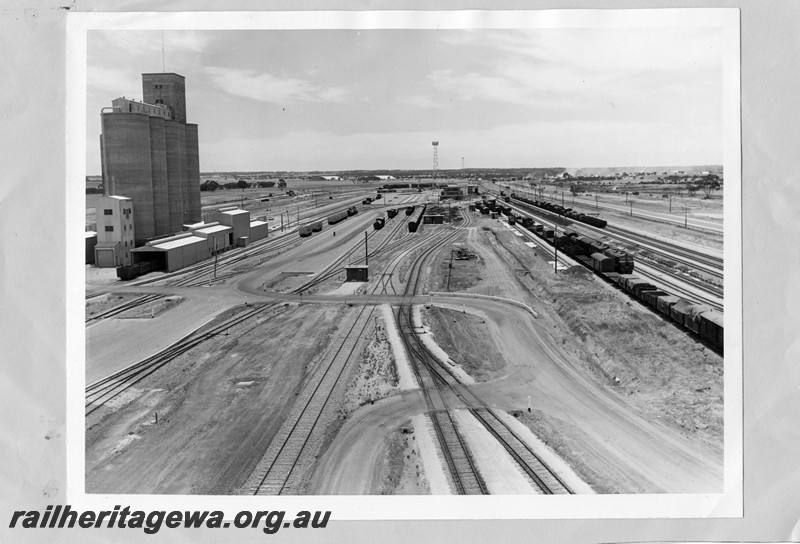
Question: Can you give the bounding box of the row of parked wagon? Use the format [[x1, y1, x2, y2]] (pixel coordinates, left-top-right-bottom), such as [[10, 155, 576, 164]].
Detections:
[[299, 206, 359, 237], [511, 194, 608, 228], [603, 272, 724, 353], [408, 205, 427, 233], [502, 198, 723, 353]]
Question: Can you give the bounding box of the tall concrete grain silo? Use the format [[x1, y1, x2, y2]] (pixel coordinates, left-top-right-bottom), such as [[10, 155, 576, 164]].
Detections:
[[102, 112, 155, 243], [165, 119, 188, 233], [100, 73, 201, 246], [148, 116, 170, 236], [184, 123, 201, 224]]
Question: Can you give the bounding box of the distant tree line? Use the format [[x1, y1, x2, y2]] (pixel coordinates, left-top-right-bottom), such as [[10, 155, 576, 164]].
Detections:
[[201, 179, 279, 191]]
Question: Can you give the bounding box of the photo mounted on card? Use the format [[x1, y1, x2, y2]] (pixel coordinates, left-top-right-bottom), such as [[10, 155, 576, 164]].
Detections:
[[65, 9, 742, 520]]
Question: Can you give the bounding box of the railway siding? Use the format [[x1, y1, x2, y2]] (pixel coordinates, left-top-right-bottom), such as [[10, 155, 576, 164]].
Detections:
[[245, 307, 376, 495]]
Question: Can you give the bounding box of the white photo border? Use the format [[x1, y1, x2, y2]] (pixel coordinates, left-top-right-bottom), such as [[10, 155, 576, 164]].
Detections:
[[66, 8, 742, 520]]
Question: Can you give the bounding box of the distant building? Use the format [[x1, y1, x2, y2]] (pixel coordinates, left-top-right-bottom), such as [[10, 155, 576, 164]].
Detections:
[[100, 72, 201, 246], [440, 184, 464, 200]]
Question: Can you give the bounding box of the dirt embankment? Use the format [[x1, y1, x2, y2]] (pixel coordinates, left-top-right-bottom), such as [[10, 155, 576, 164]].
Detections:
[[333, 312, 432, 494], [375, 423, 430, 495], [342, 316, 399, 412], [85, 303, 346, 495], [427, 219, 723, 455], [419, 307, 508, 382]]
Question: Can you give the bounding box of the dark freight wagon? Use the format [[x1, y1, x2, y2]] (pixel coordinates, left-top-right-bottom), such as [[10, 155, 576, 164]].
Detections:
[[669, 298, 695, 327], [684, 304, 714, 335], [698, 311, 724, 351], [327, 210, 349, 224], [656, 295, 680, 316], [591, 253, 615, 273], [641, 289, 669, 308]]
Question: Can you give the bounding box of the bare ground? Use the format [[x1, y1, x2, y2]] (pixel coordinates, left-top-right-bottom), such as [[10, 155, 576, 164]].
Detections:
[[376, 423, 430, 495], [421, 307, 508, 382], [342, 316, 399, 413], [85, 303, 346, 494]]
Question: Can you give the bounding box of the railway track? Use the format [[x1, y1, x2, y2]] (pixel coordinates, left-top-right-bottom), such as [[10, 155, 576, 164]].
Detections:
[[245, 306, 376, 495], [605, 224, 722, 276], [85, 293, 165, 323], [384, 210, 574, 494], [505, 200, 724, 306], [391, 211, 491, 494], [293, 211, 412, 293], [84, 204, 411, 414], [509, 197, 723, 279], [397, 302, 572, 494], [83, 204, 383, 322], [244, 207, 443, 494], [85, 302, 277, 416]]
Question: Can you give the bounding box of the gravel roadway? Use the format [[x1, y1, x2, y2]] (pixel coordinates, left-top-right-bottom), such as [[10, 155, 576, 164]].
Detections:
[[445, 298, 722, 493]]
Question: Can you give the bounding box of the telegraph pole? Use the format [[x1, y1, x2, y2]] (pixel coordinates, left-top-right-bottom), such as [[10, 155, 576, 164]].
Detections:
[[553, 225, 558, 274], [364, 231, 369, 266], [213, 238, 218, 278]]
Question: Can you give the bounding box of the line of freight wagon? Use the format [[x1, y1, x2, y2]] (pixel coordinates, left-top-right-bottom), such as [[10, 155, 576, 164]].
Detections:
[[408, 204, 427, 233], [300, 206, 359, 237], [374, 207, 402, 230], [510, 194, 608, 228], [492, 200, 723, 354]]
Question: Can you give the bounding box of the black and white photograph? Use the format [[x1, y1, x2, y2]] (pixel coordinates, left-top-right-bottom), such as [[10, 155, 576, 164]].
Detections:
[[11, 1, 800, 542], [70, 10, 741, 516]]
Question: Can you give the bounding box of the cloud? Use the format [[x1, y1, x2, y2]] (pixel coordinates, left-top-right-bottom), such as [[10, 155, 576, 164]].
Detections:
[[204, 119, 720, 172], [90, 30, 213, 59], [205, 67, 349, 105], [396, 94, 438, 108], [86, 65, 142, 98]]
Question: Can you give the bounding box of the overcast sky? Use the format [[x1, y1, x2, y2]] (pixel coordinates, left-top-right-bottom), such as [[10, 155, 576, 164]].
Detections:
[[85, 27, 724, 173]]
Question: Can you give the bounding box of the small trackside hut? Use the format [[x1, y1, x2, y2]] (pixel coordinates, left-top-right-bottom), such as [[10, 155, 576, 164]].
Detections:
[[345, 265, 368, 282]]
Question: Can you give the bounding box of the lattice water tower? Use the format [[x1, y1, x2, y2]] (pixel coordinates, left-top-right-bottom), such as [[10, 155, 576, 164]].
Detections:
[[432, 141, 439, 179]]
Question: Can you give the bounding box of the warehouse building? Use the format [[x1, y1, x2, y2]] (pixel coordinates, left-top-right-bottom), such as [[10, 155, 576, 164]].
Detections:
[[126, 207, 267, 275], [192, 222, 234, 255], [130, 233, 207, 273], [100, 72, 201, 245], [249, 219, 269, 242], [213, 207, 251, 245]]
